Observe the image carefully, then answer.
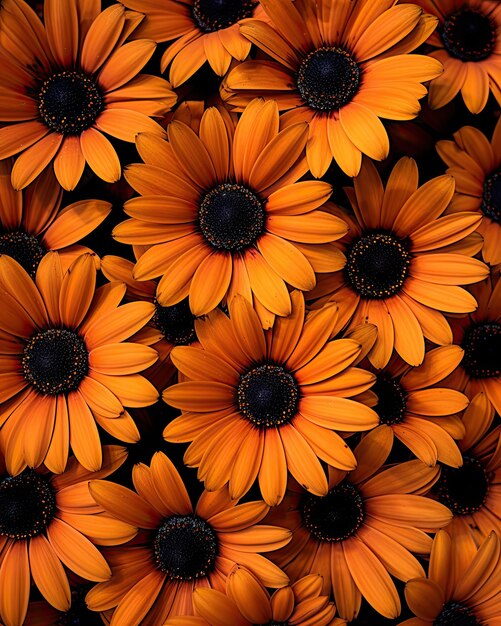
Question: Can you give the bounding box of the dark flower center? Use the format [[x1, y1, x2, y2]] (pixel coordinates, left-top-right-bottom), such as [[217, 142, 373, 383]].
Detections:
[[38, 71, 104, 135], [57, 587, 102, 626], [297, 47, 361, 111], [436, 456, 489, 515], [441, 9, 496, 62], [461, 323, 501, 379], [0, 470, 56, 539], [302, 482, 365, 542], [22, 328, 89, 395], [153, 299, 196, 345], [153, 514, 218, 580], [433, 602, 480, 626], [481, 170, 501, 224], [373, 375, 407, 425], [199, 183, 265, 251], [0, 231, 45, 277], [345, 232, 411, 299], [192, 0, 255, 32], [238, 364, 299, 427]]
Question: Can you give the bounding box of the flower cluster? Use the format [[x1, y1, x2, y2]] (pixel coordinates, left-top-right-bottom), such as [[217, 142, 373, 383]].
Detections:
[[0, 0, 499, 625]]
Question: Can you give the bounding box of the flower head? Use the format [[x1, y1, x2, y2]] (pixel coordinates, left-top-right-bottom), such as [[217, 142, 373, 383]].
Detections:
[[0, 0, 176, 190]]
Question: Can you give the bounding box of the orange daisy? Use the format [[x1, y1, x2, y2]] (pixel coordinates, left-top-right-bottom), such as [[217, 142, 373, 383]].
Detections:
[[415, 0, 501, 113], [101, 252, 198, 388], [222, 0, 442, 177], [114, 100, 347, 327], [86, 452, 290, 625], [119, 0, 266, 86], [0, 445, 134, 626], [445, 273, 501, 414], [0, 252, 158, 475], [266, 428, 452, 621], [0, 0, 176, 190], [164, 292, 380, 506], [310, 157, 489, 368], [367, 345, 468, 468], [173, 568, 338, 626], [0, 161, 111, 276], [431, 392, 500, 541], [437, 117, 501, 265], [402, 530, 501, 626]]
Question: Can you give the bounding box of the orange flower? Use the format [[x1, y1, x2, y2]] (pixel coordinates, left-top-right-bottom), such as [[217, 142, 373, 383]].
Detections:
[[445, 274, 501, 415], [101, 253, 199, 388], [164, 292, 379, 506], [367, 345, 468, 467], [437, 117, 501, 265], [415, 0, 501, 113], [430, 392, 501, 542], [0, 162, 111, 276], [119, 0, 267, 86], [168, 568, 338, 626], [0, 446, 134, 626], [266, 429, 452, 620], [0, 0, 176, 190], [114, 100, 347, 327], [86, 452, 290, 625], [0, 252, 158, 474], [222, 0, 442, 176], [311, 157, 489, 368], [402, 530, 501, 626]]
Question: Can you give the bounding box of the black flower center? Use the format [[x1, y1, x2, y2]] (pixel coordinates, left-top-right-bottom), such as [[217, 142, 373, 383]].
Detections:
[[238, 364, 299, 427], [297, 47, 361, 111], [345, 232, 411, 299], [441, 9, 496, 62], [436, 456, 489, 515], [199, 183, 265, 251], [38, 71, 104, 135], [302, 482, 365, 542], [481, 170, 501, 224], [461, 323, 501, 379], [0, 231, 45, 278], [153, 514, 218, 580], [434, 602, 480, 626], [153, 299, 196, 345], [0, 470, 56, 539], [23, 328, 89, 395], [373, 375, 407, 425], [192, 0, 255, 32]]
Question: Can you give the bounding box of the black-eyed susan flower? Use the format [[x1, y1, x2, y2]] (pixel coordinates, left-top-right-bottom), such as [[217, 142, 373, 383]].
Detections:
[[114, 100, 347, 326], [0, 0, 176, 190], [101, 253, 199, 388], [0, 252, 158, 475], [0, 162, 111, 276], [437, 118, 501, 265], [222, 0, 442, 177], [415, 0, 501, 113], [446, 274, 501, 415], [164, 292, 379, 506], [401, 530, 500, 626], [311, 157, 489, 369], [0, 446, 134, 626], [166, 568, 337, 626], [368, 346, 468, 467], [266, 429, 452, 621], [86, 452, 290, 625], [431, 392, 500, 541], [119, 0, 266, 86]]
